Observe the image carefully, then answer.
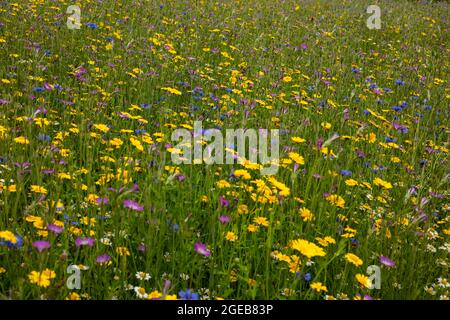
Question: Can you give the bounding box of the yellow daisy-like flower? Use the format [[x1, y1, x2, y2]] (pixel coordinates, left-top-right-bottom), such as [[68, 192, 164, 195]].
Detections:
[[345, 253, 363, 267], [373, 178, 393, 190], [291, 136, 306, 143], [326, 194, 345, 208], [216, 180, 231, 188], [345, 179, 359, 187], [225, 231, 238, 242], [299, 208, 314, 222], [234, 169, 251, 180], [92, 124, 110, 133], [356, 273, 371, 288], [310, 282, 328, 292], [290, 239, 326, 258], [66, 292, 81, 300], [30, 185, 47, 194], [0, 230, 17, 244], [288, 152, 305, 165], [161, 87, 182, 95], [116, 247, 131, 256], [253, 216, 269, 227], [14, 136, 29, 144]]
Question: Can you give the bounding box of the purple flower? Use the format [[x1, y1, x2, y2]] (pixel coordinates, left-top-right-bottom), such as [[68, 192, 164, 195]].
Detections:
[[176, 174, 186, 182], [47, 224, 64, 234], [123, 199, 144, 212], [219, 196, 229, 208], [95, 197, 109, 205], [96, 254, 111, 264], [194, 242, 211, 257], [137, 243, 146, 252], [379, 255, 396, 268], [218, 215, 231, 224], [32, 240, 51, 252], [75, 237, 95, 247]]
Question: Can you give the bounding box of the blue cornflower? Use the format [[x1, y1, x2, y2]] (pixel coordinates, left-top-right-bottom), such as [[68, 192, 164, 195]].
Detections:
[[179, 289, 199, 300], [86, 22, 98, 29], [341, 170, 352, 176]]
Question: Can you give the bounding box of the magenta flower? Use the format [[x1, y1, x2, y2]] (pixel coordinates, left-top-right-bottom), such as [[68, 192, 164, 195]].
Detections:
[[123, 199, 144, 212], [75, 237, 95, 247], [137, 243, 146, 252], [47, 224, 64, 234], [219, 196, 229, 208], [96, 254, 111, 264], [379, 255, 396, 268], [218, 215, 231, 224], [194, 242, 211, 257], [95, 197, 109, 205], [32, 240, 51, 252]]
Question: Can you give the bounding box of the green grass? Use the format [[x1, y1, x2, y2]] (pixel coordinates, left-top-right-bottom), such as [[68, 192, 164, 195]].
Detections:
[[0, 0, 449, 300]]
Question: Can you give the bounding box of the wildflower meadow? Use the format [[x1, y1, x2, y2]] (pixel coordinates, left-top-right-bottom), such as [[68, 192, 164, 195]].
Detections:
[[0, 0, 449, 301]]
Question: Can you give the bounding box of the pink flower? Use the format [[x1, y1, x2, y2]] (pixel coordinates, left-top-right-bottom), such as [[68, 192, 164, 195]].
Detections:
[[194, 242, 211, 257], [123, 199, 144, 212], [379, 255, 396, 268], [32, 240, 51, 252], [75, 237, 95, 247]]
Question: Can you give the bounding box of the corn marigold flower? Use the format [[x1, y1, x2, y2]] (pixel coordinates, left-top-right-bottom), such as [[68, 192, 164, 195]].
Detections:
[[290, 239, 326, 258], [356, 273, 371, 288], [345, 253, 363, 266], [225, 231, 238, 242], [310, 282, 328, 292]]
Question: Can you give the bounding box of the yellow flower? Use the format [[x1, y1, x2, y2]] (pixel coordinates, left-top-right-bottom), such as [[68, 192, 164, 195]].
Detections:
[[66, 292, 81, 300], [282, 76, 292, 83], [31, 185, 47, 194], [290, 239, 326, 258], [148, 290, 162, 299], [326, 194, 345, 208], [165, 294, 178, 300], [116, 247, 130, 256], [373, 178, 393, 190], [247, 224, 259, 232], [92, 124, 110, 133], [345, 179, 359, 187], [130, 137, 144, 152], [28, 269, 56, 288], [234, 169, 251, 180], [310, 282, 328, 292], [356, 273, 371, 288], [161, 87, 182, 95], [291, 136, 306, 143], [321, 122, 332, 130], [253, 216, 269, 227], [225, 231, 238, 242], [0, 267, 5, 274], [315, 236, 335, 247], [299, 208, 314, 222], [14, 136, 29, 144], [238, 204, 249, 215], [345, 253, 363, 267], [288, 152, 305, 165], [0, 230, 17, 244]]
